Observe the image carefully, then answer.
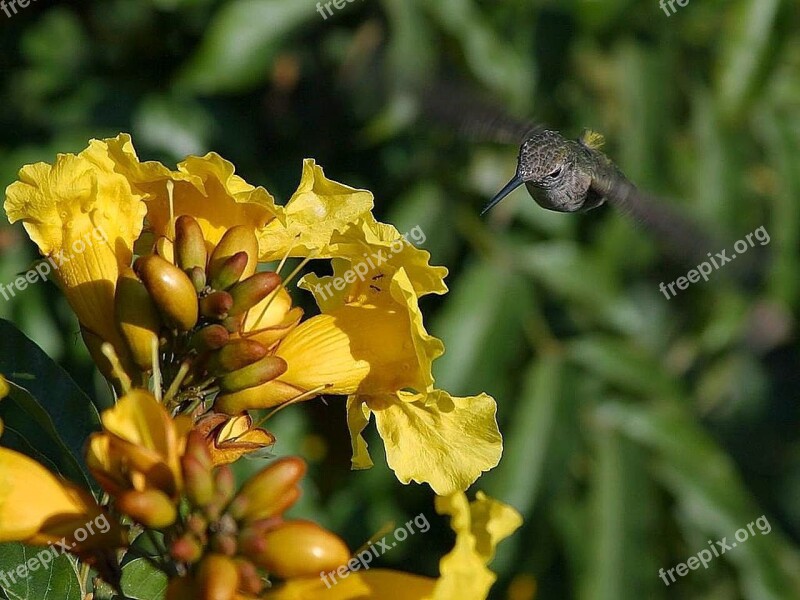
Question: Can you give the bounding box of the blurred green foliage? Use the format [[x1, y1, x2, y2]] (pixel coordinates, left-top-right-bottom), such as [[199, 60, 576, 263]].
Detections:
[[1, 0, 799, 598]]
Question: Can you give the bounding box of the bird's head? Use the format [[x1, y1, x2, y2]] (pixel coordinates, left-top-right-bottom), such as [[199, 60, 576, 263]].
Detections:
[[482, 129, 605, 215]]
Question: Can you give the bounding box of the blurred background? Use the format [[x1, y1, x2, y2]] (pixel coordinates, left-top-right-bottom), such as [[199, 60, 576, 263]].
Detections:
[[1, 0, 800, 598]]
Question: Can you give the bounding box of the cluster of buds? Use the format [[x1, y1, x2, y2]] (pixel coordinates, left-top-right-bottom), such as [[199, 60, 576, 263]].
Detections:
[[165, 433, 350, 599], [115, 215, 288, 416]]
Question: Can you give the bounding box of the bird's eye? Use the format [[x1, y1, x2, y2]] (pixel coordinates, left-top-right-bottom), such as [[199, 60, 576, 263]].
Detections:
[[548, 166, 562, 178]]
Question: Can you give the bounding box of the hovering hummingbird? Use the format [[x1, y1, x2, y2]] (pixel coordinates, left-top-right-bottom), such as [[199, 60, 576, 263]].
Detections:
[[421, 83, 730, 267]]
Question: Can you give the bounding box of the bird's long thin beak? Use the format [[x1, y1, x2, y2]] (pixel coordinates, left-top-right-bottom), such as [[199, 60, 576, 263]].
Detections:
[[480, 174, 524, 215]]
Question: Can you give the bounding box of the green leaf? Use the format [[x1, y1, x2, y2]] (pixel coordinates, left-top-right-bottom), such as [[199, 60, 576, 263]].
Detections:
[[566, 335, 681, 399], [176, 0, 314, 94], [599, 401, 800, 599], [0, 542, 82, 600], [582, 422, 662, 600], [716, 0, 783, 119], [0, 319, 101, 490], [118, 558, 168, 600]]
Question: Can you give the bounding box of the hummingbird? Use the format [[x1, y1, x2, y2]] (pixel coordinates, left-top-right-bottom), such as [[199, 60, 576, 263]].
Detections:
[[420, 82, 733, 267]]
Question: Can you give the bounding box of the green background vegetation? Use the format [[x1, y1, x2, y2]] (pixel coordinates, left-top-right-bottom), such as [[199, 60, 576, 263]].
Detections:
[[1, 0, 799, 598]]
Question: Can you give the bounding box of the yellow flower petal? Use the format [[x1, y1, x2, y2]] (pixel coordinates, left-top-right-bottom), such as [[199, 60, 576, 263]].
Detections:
[[303, 217, 448, 301], [3, 142, 147, 354], [0, 375, 8, 400], [258, 159, 374, 260], [0, 448, 99, 543], [346, 395, 373, 470], [429, 492, 523, 600], [350, 390, 502, 495], [87, 390, 191, 496], [85, 134, 279, 249]]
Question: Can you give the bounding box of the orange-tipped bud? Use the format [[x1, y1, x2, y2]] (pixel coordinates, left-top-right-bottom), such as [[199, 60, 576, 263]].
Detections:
[[182, 432, 215, 508], [204, 465, 236, 521], [208, 226, 259, 283], [116, 489, 178, 529], [207, 339, 268, 375], [114, 267, 162, 371], [187, 513, 209, 538], [219, 355, 287, 393], [135, 255, 199, 331], [228, 457, 305, 522], [235, 559, 264, 595], [170, 534, 204, 564], [199, 291, 234, 320], [196, 554, 240, 600], [210, 533, 238, 557], [237, 518, 279, 557], [188, 266, 207, 293], [175, 215, 208, 272], [248, 520, 350, 579], [189, 324, 230, 353], [211, 251, 248, 291], [228, 272, 282, 317]]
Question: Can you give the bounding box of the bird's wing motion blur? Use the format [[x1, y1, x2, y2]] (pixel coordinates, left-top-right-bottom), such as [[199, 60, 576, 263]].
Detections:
[[419, 81, 542, 144]]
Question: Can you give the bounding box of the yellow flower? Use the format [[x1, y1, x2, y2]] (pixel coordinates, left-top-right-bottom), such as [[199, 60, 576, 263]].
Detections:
[[86, 389, 192, 498], [83, 134, 279, 249], [263, 491, 523, 600], [3, 140, 148, 382], [0, 447, 125, 550], [0, 375, 7, 400]]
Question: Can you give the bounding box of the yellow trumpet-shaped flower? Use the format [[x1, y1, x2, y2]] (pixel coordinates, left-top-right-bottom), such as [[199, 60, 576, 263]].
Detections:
[[86, 389, 192, 498], [3, 141, 148, 381], [263, 491, 523, 600], [83, 134, 279, 249], [0, 446, 125, 550]]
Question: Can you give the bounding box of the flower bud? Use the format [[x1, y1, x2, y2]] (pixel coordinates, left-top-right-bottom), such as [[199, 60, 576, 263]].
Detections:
[[219, 355, 287, 393], [116, 489, 178, 528], [211, 251, 248, 291], [235, 559, 264, 595], [170, 534, 204, 564], [175, 215, 208, 272], [189, 325, 230, 353], [228, 272, 282, 317], [188, 266, 207, 293], [196, 554, 240, 600], [135, 255, 199, 331], [210, 533, 238, 557], [248, 520, 350, 579], [205, 465, 236, 521], [228, 457, 305, 522], [114, 267, 162, 371], [182, 432, 215, 508], [207, 339, 268, 375], [208, 226, 259, 283], [199, 291, 234, 320]]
